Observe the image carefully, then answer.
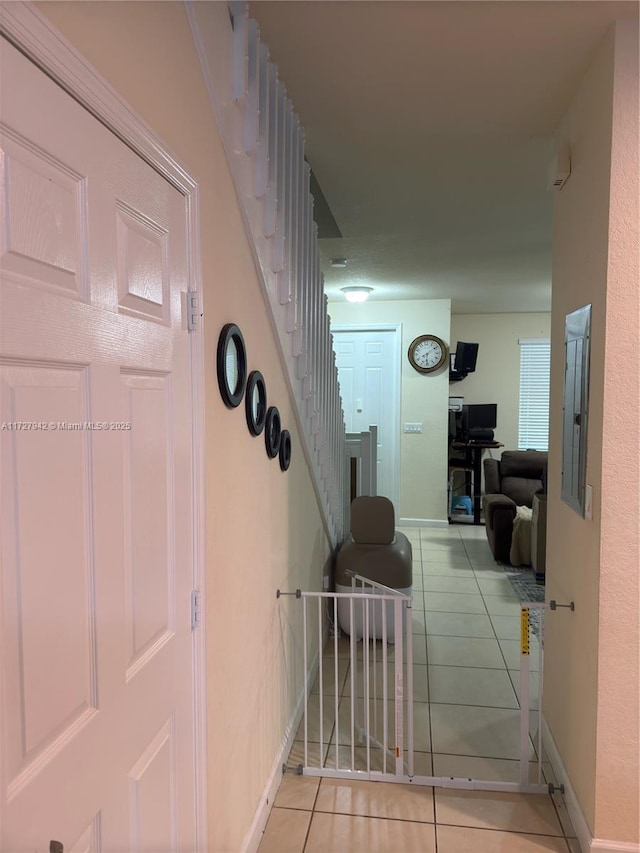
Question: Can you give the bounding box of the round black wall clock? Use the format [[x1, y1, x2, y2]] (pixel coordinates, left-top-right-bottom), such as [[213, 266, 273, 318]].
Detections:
[[245, 370, 267, 436], [217, 323, 247, 408], [279, 430, 292, 471], [264, 406, 282, 459]]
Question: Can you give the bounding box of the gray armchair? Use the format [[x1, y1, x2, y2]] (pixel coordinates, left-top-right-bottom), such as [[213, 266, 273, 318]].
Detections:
[[335, 496, 412, 639], [483, 451, 547, 562]]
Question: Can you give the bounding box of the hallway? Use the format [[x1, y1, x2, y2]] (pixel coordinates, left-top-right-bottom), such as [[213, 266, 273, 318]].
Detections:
[[258, 525, 578, 852]]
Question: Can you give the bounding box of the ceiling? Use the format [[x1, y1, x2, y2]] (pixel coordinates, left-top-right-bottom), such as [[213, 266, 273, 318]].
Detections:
[[248, 1, 637, 313]]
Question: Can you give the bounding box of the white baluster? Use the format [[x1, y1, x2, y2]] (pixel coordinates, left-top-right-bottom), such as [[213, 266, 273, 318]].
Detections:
[[271, 84, 287, 273], [285, 120, 302, 331], [230, 1, 248, 103], [264, 62, 279, 237], [277, 99, 294, 303], [254, 43, 270, 198], [296, 180, 312, 370], [244, 19, 259, 154]]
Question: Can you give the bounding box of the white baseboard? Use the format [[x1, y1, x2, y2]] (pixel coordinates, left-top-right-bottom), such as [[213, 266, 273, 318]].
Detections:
[[541, 716, 640, 853], [591, 842, 640, 853], [241, 649, 321, 853], [399, 517, 450, 528]]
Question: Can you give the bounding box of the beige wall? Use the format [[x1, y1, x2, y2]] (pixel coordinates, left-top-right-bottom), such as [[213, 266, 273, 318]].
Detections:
[[595, 17, 639, 843], [546, 19, 639, 844], [450, 313, 550, 452], [329, 299, 451, 522], [37, 3, 331, 851]]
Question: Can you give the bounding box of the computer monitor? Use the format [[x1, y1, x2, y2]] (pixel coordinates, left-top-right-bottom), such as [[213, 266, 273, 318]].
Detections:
[[460, 403, 497, 441], [465, 403, 497, 430]]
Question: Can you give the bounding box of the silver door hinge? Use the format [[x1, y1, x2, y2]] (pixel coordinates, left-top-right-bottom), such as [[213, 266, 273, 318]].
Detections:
[[185, 292, 202, 332], [191, 589, 201, 629]]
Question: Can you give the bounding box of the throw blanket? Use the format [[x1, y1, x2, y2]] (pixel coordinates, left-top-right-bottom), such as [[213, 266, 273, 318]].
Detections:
[[510, 505, 533, 566]]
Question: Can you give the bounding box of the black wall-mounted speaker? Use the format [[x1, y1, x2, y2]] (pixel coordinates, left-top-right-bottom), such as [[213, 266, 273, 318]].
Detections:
[[454, 342, 479, 374]]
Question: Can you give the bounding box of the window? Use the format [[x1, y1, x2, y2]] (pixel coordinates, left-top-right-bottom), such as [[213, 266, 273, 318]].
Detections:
[[518, 340, 551, 451]]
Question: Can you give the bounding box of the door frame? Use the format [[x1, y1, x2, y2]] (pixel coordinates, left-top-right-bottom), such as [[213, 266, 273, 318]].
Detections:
[[0, 4, 208, 849], [331, 323, 402, 511]]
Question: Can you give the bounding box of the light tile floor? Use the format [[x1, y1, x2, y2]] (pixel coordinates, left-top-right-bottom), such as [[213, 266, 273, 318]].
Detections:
[[259, 524, 578, 852]]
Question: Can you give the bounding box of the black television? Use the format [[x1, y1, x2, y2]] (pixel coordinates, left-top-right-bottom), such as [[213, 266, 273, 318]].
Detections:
[[450, 342, 479, 381], [461, 403, 497, 441]]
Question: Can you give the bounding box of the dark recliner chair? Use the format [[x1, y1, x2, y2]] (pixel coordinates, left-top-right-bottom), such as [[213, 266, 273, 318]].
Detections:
[[482, 450, 548, 563]]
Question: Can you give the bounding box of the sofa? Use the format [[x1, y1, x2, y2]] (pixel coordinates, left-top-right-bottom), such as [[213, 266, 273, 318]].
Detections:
[[482, 450, 548, 563]]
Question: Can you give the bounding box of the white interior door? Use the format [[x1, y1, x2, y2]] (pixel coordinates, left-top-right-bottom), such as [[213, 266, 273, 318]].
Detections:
[[0, 39, 197, 852], [332, 326, 401, 510]]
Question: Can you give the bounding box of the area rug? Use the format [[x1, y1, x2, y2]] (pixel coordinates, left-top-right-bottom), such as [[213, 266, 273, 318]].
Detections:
[[500, 563, 545, 639], [502, 564, 545, 603]]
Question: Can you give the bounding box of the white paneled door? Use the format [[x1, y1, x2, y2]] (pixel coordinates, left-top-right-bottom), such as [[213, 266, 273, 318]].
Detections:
[[332, 326, 401, 510], [0, 40, 198, 852]]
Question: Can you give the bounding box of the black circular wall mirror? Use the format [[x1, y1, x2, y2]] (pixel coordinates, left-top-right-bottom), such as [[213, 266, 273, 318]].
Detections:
[[264, 406, 281, 459], [245, 370, 267, 436], [217, 323, 247, 409], [279, 429, 292, 471]]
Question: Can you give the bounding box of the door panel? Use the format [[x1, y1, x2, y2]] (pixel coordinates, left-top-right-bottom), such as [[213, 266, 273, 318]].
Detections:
[[1, 363, 97, 785], [0, 38, 197, 852], [128, 719, 177, 852], [69, 815, 102, 853], [332, 328, 400, 510], [116, 202, 170, 323], [1, 132, 88, 297], [122, 372, 174, 677]]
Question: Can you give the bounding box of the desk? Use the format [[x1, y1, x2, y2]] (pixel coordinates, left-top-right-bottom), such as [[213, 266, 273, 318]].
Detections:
[[449, 442, 503, 525]]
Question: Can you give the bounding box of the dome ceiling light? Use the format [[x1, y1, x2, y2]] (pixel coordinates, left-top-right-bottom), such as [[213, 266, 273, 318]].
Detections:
[[341, 286, 374, 303]]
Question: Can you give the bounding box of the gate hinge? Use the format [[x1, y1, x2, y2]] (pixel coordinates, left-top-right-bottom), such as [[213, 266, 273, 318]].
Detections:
[[191, 589, 201, 629], [185, 292, 202, 332]]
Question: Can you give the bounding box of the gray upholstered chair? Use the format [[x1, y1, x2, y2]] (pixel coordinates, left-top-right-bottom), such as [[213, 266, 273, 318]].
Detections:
[[335, 496, 412, 639], [483, 451, 547, 563]]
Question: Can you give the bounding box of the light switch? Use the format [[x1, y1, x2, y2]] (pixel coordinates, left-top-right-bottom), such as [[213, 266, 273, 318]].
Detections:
[[403, 423, 423, 434]]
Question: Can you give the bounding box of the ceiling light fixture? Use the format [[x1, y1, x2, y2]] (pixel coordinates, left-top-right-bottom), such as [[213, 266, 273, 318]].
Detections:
[[330, 258, 348, 268], [341, 286, 373, 304]]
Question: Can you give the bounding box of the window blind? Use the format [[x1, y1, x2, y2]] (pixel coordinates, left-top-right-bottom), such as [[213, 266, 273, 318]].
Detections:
[[518, 340, 550, 451]]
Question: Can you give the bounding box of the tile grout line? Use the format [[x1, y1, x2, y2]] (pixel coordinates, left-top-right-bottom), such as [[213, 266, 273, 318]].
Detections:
[[421, 573, 435, 768], [421, 529, 542, 781], [422, 526, 468, 778], [299, 774, 325, 853], [415, 542, 434, 765], [473, 551, 551, 780]]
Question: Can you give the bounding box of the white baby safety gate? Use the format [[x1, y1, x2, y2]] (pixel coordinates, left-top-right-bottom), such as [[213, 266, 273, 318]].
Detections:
[[277, 578, 550, 794]]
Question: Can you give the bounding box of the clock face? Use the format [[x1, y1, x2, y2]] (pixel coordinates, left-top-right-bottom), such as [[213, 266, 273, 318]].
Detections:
[[408, 335, 448, 374]]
